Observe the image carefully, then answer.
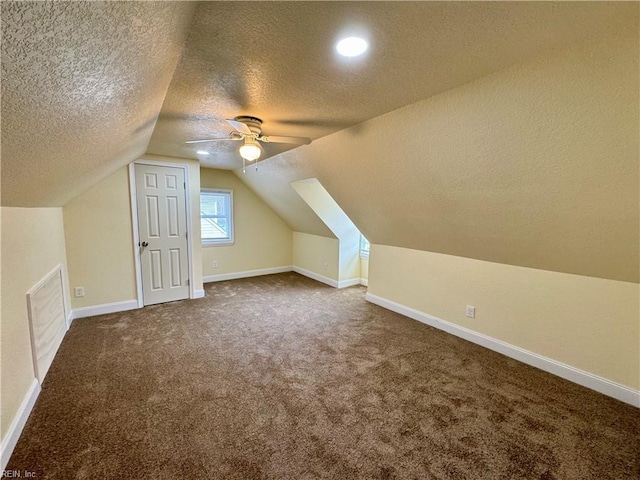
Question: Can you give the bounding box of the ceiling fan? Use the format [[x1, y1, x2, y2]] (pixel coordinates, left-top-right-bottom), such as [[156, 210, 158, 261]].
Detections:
[[186, 116, 311, 171]]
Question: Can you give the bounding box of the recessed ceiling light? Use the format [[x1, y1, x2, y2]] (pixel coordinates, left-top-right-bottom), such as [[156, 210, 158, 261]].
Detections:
[[335, 36, 368, 57], [196, 150, 209, 155]]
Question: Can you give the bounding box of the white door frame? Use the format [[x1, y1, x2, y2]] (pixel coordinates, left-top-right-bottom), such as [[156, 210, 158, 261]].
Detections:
[[129, 160, 195, 307]]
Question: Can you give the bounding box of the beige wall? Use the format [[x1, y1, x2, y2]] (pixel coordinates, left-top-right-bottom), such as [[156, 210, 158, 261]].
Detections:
[[368, 245, 640, 390], [290, 179, 360, 282], [293, 232, 339, 282], [64, 167, 136, 308], [237, 30, 638, 284], [200, 168, 292, 277], [234, 31, 639, 396], [235, 166, 335, 239], [63, 155, 203, 310], [1, 207, 70, 439]]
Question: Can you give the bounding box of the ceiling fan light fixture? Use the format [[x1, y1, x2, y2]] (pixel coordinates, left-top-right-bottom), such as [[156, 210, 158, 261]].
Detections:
[[335, 36, 368, 57], [239, 138, 261, 161]]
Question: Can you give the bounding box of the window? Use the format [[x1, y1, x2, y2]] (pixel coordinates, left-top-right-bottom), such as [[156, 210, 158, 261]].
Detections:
[[360, 235, 370, 258], [200, 189, 233, 245]]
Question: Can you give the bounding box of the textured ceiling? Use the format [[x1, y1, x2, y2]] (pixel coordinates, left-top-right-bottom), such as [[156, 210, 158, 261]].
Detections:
[[2, 1, 634, 205], [1, 1, 637, 283], [1, 1, 195, 206], [238, 25, 639, 283], [148, 1, 631, 169]]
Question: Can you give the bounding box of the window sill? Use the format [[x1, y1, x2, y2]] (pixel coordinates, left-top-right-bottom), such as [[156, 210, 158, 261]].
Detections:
[[203, 241, 235, 247]]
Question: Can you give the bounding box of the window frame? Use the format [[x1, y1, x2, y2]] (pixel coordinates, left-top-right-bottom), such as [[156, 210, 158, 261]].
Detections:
[[360, 235, 370, 259], [200, 188, 234, 246]]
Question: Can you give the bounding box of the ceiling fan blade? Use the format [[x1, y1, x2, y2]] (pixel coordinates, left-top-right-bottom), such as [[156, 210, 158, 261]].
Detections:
[[226, 119, 252, 135], [185, 136, 241, 144], [260, 135, 311, 145]]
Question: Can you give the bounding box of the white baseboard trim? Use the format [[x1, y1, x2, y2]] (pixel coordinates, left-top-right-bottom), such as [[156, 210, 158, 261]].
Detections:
[[365, 293, 640, 408], [66, 311, 74, 329], [1, 379, 41, 471], [192, 289, 205, 299], [360, 278, 369, 287], [337, 278, 361, 289], [203, 266, 293, 284], [72, 299, 139, 320], [292, 266, 338, 288]]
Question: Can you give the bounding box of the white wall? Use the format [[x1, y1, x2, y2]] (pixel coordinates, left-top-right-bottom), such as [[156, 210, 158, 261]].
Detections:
[[1, 207, 70, 440], [201, 168, 292, 279], [360, 256, 369, 284]]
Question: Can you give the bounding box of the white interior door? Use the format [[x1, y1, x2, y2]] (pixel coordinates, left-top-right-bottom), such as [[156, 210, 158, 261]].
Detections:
[[135, 164, 189, 306]]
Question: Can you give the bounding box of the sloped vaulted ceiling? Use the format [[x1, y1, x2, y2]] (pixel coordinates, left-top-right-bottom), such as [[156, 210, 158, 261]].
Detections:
[[1, 1, 637, 283], [148, 1, 635, 169], [239, 25, 639, 284], [2, 1, 634, 206], [1, 1, 195, 206]]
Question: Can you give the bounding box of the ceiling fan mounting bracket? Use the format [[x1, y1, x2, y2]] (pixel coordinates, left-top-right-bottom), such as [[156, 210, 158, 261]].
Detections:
[[234, 116, 263, 135]]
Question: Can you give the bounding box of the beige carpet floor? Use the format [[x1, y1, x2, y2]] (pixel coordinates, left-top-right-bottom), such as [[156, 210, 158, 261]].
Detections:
[[7, 272, 639, 479]]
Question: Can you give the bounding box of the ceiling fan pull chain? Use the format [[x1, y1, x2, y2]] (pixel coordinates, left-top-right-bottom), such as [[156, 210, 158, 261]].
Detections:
[[242, 157, 246, 174]]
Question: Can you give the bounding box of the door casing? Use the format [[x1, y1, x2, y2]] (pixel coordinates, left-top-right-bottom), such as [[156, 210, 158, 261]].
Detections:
[[129, 160, 195, 307]]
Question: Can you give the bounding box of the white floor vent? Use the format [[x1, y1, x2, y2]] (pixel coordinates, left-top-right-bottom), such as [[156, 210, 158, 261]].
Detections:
[[26, 265, 68, 383]]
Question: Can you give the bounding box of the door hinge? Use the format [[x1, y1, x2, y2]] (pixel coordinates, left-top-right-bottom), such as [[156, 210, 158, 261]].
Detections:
[[184, 182, 186, 189], [186, 231, 188, 239], [186, 279, 190, 286]]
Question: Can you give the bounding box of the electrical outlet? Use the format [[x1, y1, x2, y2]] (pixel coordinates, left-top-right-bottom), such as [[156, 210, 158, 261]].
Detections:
[[323, 262, 328, 271], [466, 305, 476, 318], [74, 287, 85, 298], [212, 261, 218, 268]]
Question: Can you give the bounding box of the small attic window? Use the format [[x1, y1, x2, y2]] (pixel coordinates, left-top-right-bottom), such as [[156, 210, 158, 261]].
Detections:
[[201, 189, 234, 246], [360, 235, 370, 258]]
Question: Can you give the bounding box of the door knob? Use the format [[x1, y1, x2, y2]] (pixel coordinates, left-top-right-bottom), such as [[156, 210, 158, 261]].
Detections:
[[140, 241, 149, 247]]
